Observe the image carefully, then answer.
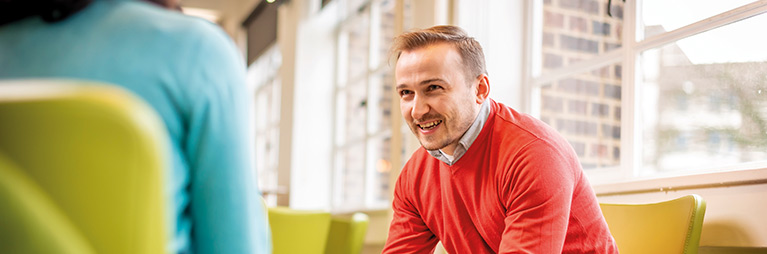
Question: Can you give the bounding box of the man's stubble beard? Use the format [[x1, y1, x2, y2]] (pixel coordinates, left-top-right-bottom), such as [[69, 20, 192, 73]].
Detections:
[[411, 105, 476, 151]]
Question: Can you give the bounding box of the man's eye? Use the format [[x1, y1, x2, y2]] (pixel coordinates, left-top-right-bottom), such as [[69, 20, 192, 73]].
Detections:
[[427, 85, 442, 91], [399, 90, 413, 97]]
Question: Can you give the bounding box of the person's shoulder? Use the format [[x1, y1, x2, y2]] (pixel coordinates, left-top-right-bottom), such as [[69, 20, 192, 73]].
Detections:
[[103, 0, 230, 45], [489, 100, 545, 140], [107, 1, 242, 70], [488, 99, 574, 153], [493, 100, 577, 165]]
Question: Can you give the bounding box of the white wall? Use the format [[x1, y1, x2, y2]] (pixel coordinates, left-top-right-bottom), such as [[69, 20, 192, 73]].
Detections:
[[409, 0, 451, 28], [596, 169, 767, 247], [288, 0, 339, 210], [454, 0, 525, 111]]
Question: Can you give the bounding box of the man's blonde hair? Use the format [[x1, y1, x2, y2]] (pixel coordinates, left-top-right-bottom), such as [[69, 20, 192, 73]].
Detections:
[[391, 25, 487, 81]]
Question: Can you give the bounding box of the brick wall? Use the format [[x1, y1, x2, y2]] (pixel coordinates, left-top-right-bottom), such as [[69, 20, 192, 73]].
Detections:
[[539, 0, 624, 169]]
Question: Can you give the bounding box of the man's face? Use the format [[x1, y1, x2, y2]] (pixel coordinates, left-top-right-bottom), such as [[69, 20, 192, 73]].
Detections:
[[395, 42, 486, 155]]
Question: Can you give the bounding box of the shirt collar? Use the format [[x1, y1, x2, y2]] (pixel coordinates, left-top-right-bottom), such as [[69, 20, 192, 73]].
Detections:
[[427, 99, 491, 165]]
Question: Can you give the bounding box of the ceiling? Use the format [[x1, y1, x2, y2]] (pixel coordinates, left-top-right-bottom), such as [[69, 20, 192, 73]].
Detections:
[[180, 0, 262, 36]]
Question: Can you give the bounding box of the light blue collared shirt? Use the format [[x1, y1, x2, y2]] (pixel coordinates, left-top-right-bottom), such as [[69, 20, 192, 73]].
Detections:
[[428, 100, 491, 165]]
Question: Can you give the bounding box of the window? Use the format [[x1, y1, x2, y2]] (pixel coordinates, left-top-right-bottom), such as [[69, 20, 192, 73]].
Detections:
[[248, 45, 282, 206], [639, 13, 767, 175], [332, 0, 410, 212], [529, 0, 767, 183]]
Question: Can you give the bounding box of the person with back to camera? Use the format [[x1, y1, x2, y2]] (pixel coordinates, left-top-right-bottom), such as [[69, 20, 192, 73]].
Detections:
[[382, 25, 619, 253], [0, 0, 270, 253]]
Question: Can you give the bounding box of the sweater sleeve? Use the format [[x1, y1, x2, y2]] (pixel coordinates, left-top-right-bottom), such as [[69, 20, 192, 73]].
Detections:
[[179, 22, 270, 254], [382, 169, 439, 253], [498, 139, 578, 253]]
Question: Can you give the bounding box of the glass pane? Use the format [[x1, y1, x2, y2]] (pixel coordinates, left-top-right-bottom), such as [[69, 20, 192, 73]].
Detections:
[[335, 90, 348, 145], [672, 13, 767, 65], [269, 78, 281, 125], [256, 129, 279, 193], [255, 133, 268, 188], [255, 87, 268, 131], [337, 32, 349, 87], [346, 80, 368, 142], [403, 0, 413, 30], [370, 0, 397, 69], [246, 45, 280, 88], [347, 0, 367, 14], [538, 63, 623, 169], [333, 144, 366, 210], [642, 0, 756, 39], [367, 71, 393, 134], [267, 128, 279, 169], [366, 136, 391, 207], [640, 15, 767, 174], [347, 9, 370, 82], [540, 0, 624, 70]]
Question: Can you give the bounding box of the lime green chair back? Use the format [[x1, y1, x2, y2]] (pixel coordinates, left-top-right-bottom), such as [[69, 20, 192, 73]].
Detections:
[[0, 151, 94, 254], [0, 80, 170, 254], [268, 206, 331, 254], [326, 212, 369, 254], [600, 194, 707, 254]]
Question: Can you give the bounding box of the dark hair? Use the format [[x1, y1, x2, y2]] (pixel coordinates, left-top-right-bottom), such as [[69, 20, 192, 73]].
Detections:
[[146, 0, 181, 10], [0, 0, 93, 26], [391, 25, 488, 80], [0, 0, 179, 26]]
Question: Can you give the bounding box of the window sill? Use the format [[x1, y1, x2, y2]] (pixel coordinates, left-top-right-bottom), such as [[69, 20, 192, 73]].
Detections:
[[699, 246, 767, 254], [592, 166, 767, 197]]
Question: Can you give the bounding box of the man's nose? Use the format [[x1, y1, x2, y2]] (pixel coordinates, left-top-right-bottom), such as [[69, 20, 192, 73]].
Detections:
[[411, 95, 429, 120]]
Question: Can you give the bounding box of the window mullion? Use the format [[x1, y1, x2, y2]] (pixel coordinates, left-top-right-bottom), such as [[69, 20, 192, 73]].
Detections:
[[621, 0, 640, 180], [635, 1, 767, 53], [523, 0, 538, 117]]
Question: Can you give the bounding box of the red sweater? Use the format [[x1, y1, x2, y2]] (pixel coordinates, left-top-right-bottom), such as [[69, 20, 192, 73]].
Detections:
[[383, 100, 618, 254]]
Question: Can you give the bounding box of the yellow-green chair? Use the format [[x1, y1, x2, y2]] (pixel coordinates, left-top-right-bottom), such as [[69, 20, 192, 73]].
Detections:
[[268, 206, 331, 254], [600, 194, 707, 254], [0, 80, 169, 253], [0, 151, 95, 253], [326, 212, 369, 254]]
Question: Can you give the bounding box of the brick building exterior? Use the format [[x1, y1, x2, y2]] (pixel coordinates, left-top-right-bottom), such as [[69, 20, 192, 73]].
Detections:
[[539, 0, 624, 169]]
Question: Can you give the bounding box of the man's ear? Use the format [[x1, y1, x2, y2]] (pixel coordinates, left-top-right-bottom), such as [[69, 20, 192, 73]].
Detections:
[[475, 74, 490, 104]]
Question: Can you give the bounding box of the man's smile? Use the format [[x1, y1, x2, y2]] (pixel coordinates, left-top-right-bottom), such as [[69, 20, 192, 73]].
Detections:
[[417, 120, 443, 130]]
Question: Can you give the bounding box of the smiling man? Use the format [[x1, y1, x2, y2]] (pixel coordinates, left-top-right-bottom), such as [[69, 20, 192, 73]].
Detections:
[[382, 25, 618, 254]]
